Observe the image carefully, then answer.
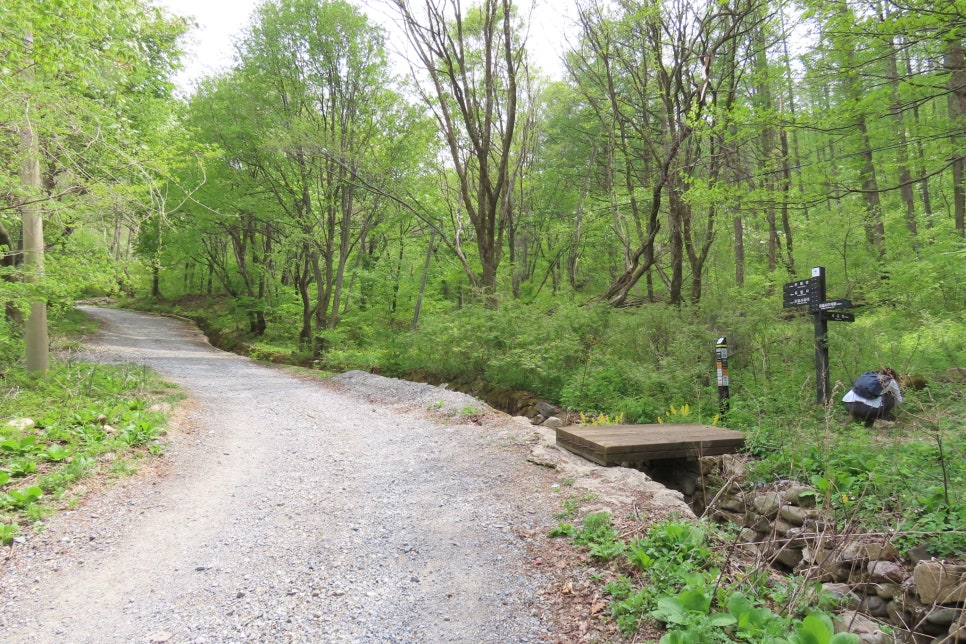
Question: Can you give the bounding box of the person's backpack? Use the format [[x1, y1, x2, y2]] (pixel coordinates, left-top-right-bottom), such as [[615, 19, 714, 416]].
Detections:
[[852, 371, 883, 399]]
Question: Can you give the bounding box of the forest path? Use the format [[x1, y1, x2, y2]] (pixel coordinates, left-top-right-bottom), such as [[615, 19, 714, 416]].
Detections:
[[0, 307, 559, 643]]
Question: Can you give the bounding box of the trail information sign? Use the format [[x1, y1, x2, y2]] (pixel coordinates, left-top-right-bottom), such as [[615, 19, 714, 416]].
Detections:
[[782, 267, 855, 404]]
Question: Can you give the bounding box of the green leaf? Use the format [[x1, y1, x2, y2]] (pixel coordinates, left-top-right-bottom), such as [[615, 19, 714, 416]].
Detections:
[[677, 588, 712, 614], [710, 613, 738, 627], [654, 596, 689, 625], [794, 614, 835, 644]]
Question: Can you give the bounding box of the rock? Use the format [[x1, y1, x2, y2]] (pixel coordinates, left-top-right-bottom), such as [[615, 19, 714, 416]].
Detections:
[[823, 583, 861, 610], [840, 542, 900, 564], [906, 544, 932, 565], [860, 595, 889, 619], [892, 584, 929, 619], [771, 519, 796, 537], [867, 560, 905, 583], [712, 510, 745, 526], [778, 504, 808, 526], [783, 485, 817, 508], [886, 600, 908, 629], [719, 454, 747, 480], [542, 416, 564, 430], [873, 582, 900, 600], [5, 418, 35, 432], [738, 528, 758, 544], [924, 606, 960, 626], [698, 456, 720, 476], [526, 445, 559, 469], [772, 546, 804, 569], [536, 401, 561, 418], [785, 527, 808, 548], [752, 493, 782, 518], [718, 495, 745, 513], [914, 560, 966, 604], [674, 474, 697, 497], [797, 564, 842, 583], [834, 610, 889, 643], [950, 610, 966, 641], [746, 512, 773, 534]]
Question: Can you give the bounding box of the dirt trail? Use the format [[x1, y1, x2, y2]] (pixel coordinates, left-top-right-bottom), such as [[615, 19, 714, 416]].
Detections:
[[0, 307, 562, 643]]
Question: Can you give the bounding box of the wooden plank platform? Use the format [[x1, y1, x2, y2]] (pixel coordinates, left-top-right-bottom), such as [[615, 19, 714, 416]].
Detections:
[[555, 423, 744, 466]]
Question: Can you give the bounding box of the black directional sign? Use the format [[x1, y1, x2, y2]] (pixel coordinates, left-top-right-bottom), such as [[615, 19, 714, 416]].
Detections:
[[822, 311, 855, 322], [782, 277, 820, 308], [783, 278, 815, 291], [814, 299, 852, 311]]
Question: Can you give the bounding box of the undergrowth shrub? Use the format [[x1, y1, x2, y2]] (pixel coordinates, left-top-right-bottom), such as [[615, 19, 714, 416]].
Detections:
[[0, 359, 174, 536], [551, 512, 858, 642]]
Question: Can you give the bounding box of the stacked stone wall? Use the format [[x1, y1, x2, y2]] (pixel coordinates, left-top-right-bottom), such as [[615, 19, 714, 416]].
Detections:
[[682, 455, 966, 643]]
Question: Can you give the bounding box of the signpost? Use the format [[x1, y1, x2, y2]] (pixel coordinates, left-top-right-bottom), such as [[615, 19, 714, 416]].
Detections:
[[782, 266, 855, 404], [715, 337, 729, 415]]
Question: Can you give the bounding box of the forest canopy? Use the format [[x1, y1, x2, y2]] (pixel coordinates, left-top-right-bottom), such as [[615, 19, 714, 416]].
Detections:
[[1, 0, 965, 413]]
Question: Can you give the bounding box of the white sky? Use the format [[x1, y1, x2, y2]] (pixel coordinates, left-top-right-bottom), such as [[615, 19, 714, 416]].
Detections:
[[155, 0, 577, 93]]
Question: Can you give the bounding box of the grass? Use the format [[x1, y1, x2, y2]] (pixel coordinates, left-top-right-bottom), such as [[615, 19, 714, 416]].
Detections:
[[0, 359, 179, 540], [745, 381, 966, 558]]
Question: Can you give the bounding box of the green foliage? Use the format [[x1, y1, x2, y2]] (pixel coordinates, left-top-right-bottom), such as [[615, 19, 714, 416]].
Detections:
[[549, 511, 625, 561], [785, 614, 859, 644], [746, 389, 966, 558], [0, 523, 19, 546], [547, 517, 859, 640], [1, 486, 42, 510], [0, 359, 173, 532]]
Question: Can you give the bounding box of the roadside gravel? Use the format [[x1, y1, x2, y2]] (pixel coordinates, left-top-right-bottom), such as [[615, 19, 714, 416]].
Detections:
[[0, 307, 565, 643]]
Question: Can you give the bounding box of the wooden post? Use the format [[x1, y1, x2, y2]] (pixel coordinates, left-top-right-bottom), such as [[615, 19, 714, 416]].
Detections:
[[20, 30, 49, 373], [811, 267, 829, 404]]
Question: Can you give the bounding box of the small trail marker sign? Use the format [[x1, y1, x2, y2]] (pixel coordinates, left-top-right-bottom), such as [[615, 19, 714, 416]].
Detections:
[[715, 337, 729, 414], [782, 267, 855, 404]]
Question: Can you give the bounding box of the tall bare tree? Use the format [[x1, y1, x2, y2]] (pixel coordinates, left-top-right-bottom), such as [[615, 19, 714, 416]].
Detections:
[[392, 0, 530, 296], [571, 0, 759, 306]]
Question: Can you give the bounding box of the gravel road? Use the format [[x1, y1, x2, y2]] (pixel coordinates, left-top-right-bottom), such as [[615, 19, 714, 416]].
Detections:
[[0, 307, 564, 643]]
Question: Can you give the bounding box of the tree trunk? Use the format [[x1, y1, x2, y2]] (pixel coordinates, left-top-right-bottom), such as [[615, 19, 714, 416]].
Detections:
[[733, 215, 744, 286], [883, 31, 918, 237], [667, 187, 685, 306], [779, 128, 795, 273], [857, 115, 886, 257], [908, 51, 934, 223], [20, 31, 48, 373], [946, 36, 966, 236]]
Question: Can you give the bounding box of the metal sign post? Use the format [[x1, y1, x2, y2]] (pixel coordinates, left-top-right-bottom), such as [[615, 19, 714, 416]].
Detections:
[[782, 266, 855, 405]]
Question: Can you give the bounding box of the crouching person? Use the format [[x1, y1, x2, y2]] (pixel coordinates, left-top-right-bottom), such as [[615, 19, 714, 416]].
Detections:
[[842, 367, 902, 426]]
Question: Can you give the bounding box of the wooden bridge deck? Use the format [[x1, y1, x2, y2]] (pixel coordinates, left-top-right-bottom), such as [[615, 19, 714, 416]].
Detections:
[[555, 423, 744, 466]]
